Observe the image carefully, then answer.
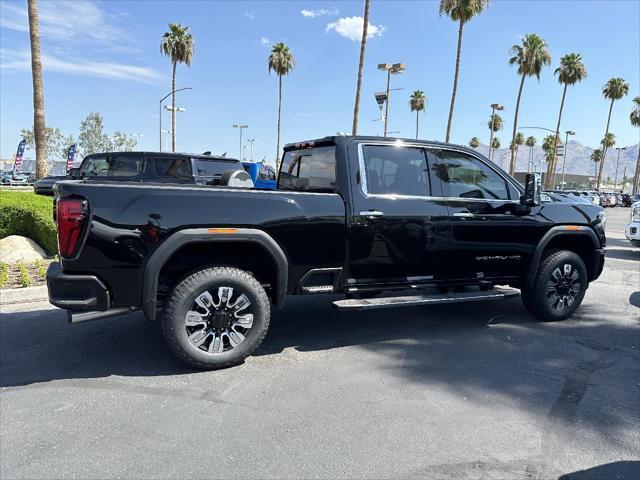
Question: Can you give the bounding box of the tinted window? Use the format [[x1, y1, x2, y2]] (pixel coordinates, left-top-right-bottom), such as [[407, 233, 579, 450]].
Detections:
[[435, 151, 509, 200], [279, 146, 336, 192], [146, 157, 192, 179], [361, 145, 430, 197], [80, 155, 141, 177], [258, 164, 276, 180], [195, 159, 240, 177]]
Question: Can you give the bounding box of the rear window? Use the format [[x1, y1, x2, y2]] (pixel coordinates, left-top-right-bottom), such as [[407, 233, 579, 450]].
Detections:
[[195, 159, 240, 177], [278, 145, 336, 192]]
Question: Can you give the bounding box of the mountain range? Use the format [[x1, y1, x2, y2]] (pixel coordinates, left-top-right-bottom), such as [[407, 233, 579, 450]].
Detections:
[[474, 140, 638, 180]]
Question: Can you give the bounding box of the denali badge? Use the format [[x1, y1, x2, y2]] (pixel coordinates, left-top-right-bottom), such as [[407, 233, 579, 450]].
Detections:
[[476, 255, 522, 261]]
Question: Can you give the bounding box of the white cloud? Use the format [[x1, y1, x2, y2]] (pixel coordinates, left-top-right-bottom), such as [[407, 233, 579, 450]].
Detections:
[[244, 11, 255, 20], [0, 49, 162, 84], [260, 37, 271, 46], [301, 8, 339, 18], [326, 16, 385, 42], [0, 0, 135, 51]]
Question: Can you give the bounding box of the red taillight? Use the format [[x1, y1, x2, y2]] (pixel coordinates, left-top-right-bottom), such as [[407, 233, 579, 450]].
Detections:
[[56, 198, 88, 258]]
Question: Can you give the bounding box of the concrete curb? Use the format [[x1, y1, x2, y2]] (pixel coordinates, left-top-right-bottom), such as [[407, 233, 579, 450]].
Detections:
[[0, 285, 48, 306]]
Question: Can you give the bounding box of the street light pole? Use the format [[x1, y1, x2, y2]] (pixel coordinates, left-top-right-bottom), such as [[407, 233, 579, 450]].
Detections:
[[159, 87, 192, 151], [488, 103, 504, 161], [560, 130, 575, 190], [164, 106, 186, 151], [247, 138, 256, 162], [378, 63, 405, 137], [613, 147, 626, 191], [233, 124, 248, 161]]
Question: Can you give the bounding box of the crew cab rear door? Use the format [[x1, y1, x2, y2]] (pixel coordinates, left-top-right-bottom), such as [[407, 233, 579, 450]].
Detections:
[[346, 141, 450, 286]]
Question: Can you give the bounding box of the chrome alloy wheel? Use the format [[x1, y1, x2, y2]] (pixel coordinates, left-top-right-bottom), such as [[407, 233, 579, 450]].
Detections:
[[185, 287, 254, 354], [547, 264, 581, 311]]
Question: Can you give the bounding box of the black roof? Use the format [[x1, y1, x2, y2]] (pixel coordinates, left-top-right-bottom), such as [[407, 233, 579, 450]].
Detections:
[[83, 151, 240, 162], [284, 135, 477, 154]]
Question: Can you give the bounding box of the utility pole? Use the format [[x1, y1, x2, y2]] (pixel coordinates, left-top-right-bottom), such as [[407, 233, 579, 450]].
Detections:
[[233, 124, 248, 161], [613, 147, 626, 191]]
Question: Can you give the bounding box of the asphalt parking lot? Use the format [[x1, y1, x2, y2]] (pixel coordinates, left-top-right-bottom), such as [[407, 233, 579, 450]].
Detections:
[[1, 207, 639, 480]]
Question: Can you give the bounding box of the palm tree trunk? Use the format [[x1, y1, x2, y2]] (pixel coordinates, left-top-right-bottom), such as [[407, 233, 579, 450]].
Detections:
[[351, 0, 370, 135], [509, 74, 526, 176], [445, 19, 464, 143], [415, 111, 419, 139], [548, 83, 568, 188], [597, 99, 614, 189], [632, 146, 640, 195], [276, 74, 282, 169], [28, 0, 47, 179], [171, 61, 176, 152]]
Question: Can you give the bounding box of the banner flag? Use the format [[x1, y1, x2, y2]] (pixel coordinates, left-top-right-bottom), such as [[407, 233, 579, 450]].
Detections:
[[13, 140, 26, 175], [66, 144, 77, 173]]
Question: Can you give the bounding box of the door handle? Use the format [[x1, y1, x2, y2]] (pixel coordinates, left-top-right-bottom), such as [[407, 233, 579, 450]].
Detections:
[[360, 210, 385, 217], [453, 212, 474, 217]]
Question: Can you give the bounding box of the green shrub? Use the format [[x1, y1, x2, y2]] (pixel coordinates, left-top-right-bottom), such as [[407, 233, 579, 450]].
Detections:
[[35, 259, 46, 279], [0, 191, 57, 255], [0, 262, 8, 288], [17, 261, 32, 287]]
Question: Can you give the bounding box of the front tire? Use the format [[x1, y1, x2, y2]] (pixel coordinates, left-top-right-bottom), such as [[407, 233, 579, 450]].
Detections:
[[521, 250, 588, 321], [161, 266, 271, 369]]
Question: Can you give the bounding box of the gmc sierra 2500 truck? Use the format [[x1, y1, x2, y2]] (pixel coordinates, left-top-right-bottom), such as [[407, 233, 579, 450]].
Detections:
[[47, 136, 606, 369]]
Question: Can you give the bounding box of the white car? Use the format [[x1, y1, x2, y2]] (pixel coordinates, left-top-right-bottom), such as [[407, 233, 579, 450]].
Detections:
[[625, 201, 640, 247]]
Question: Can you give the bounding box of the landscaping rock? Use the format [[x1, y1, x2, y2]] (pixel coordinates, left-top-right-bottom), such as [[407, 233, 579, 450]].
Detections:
[[0, 235, 47, 263]]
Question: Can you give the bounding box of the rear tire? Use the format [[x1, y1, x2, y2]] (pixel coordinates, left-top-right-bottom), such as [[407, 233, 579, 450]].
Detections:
[[161, 266, 270, 369], [521, 250, 588, 322]]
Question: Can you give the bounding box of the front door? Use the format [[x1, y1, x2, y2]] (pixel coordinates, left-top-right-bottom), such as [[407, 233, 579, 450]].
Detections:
[[432, 148, 536, 281], [347, 143, 450, 286]]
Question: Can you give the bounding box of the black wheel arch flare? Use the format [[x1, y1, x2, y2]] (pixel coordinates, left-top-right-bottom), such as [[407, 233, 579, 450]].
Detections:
[[142, 228, 288, 321]]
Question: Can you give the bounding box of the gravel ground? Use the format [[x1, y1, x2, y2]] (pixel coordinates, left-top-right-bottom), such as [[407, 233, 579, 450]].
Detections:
[[1, 206, 638, 480]]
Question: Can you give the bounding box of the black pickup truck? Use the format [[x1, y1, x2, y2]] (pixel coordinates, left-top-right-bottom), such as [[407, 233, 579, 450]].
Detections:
[[47, 136, 606, 369]]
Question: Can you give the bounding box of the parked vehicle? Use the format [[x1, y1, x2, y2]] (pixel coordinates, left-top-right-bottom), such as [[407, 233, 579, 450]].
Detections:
[[625, 202, 640, 247], [0, 170, 12, 185], [47, 136, 606, 369], [241, 161, 277, 189], [10, 172, 32, 186], [34, 152, 244, 195], [620, 193, 633, 207]]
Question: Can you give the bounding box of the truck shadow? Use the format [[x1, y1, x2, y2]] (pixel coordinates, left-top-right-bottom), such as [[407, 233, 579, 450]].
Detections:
[[1, 295, 638, 443]]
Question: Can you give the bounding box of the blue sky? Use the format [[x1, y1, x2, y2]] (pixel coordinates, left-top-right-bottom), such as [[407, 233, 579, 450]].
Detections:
[[1, 0, 638, 162]]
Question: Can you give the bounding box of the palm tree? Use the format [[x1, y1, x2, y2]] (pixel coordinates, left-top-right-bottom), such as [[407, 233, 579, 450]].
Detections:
[[512, 132, 524, 171], [161, 23, 194, 152], [542, 134, 559, 167], [591, 149, 602, 182], [487, 113, 503, 160], [599, 133, 616, 186], [507, 33, 551, 175], [439, 0, 490, 142], [352, 0, 370, 135], [525, 136, 536, 172], [268, 42, 296, 168], [27, 0, 47, 179], [597, 77, 629, 188], [409, 90, 427, 139], [630, 96, 640, 194], [469, 136, 480, 149], [490, 137, 501, 166], [546, 53, 587, 188]]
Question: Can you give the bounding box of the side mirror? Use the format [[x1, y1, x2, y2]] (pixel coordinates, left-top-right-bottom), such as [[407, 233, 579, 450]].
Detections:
[[522, 173, 541, 206], [69, 168, 82, 179]]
